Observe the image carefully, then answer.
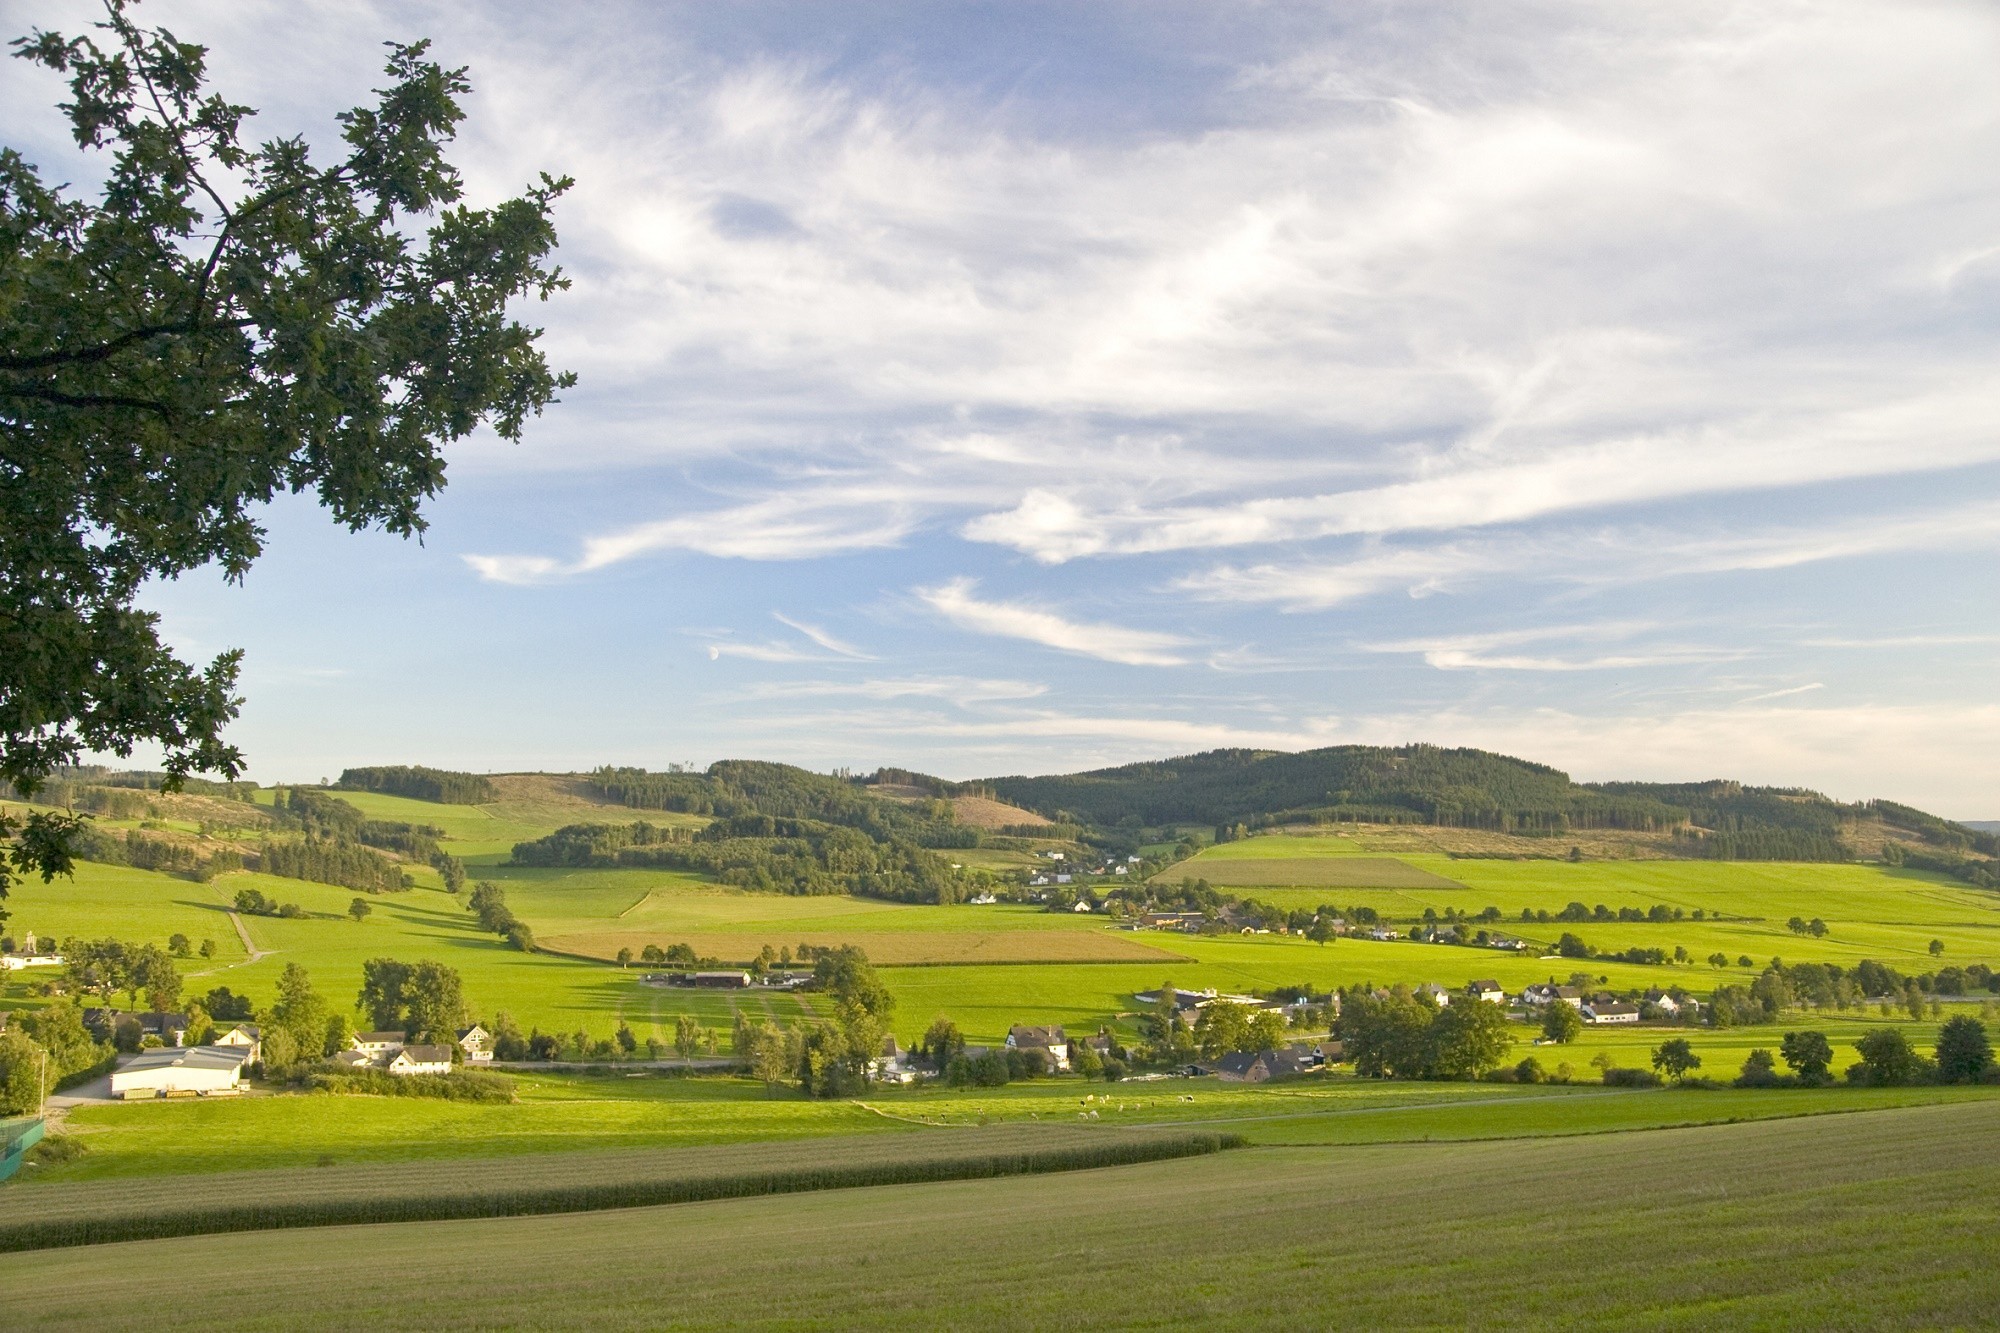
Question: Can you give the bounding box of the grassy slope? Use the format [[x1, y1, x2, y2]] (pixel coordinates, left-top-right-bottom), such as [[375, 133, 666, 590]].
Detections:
[[4, 1099, 1996, 1328]]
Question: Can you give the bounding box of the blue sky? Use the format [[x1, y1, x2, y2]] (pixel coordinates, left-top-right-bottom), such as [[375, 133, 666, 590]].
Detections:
[[9, 1, 2000, 813]]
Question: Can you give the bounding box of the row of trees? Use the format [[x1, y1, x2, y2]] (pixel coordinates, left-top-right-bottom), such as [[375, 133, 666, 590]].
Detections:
[[336, 767, 498, 806], [0, 1002, 113, 1114], [259, 835, 408, 894], [467, 882, 534, 951]]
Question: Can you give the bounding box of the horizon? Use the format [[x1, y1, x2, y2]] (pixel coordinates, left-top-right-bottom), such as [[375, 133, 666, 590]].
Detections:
[[9, 0, 1997, 816]]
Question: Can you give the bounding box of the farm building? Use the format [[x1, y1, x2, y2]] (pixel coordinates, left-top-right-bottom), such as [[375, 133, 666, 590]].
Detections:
[[690, 971, 752, 988], [1214, 1048, 1314, 1083], [387, 1046, 454, 1076], [85, 1010, 190, 1045], [109, 1046, 246, 1099], [1006, 1024, 1071, 1072], [1466, 980, 1507, 1005], [1583, 997, 1640, 1024]]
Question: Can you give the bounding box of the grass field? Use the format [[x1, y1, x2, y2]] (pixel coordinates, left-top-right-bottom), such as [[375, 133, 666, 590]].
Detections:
[[4, 1098, 1995, 1327], [1173, 854, 1468, 888], [6, 814, 1997, 1052], [30, 1061, 1997, 1184]]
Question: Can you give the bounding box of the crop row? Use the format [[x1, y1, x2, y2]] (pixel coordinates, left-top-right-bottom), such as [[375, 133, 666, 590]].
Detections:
[[0, 1129, 1237, 1253]]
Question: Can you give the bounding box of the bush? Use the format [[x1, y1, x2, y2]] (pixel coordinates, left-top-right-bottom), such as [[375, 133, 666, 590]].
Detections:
[[1602, 1067, 1662, 1088], [303, 1069, 515, 1102]]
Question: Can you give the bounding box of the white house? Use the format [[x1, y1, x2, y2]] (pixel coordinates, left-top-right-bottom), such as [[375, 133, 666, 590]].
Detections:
[[456, 1024, 494, 1063], [0, 953, 63, 972], [1521, 983, 1583, 1008], [109, 1046, 246, 1099], [1054, 874, 1073, 885], [210, 1023, 262, 1064], [1366, 928, 1400, 941], [352, 1030, 407, 1058], [870, 1035, 919, 1084], [968, 891, 998, 905], [387, 1045, 454, 1076], [1415, 983, 1454, 1007], [1466, 980, 1507, 1005], [1583, 997, 1640, 1024], [1071, 899, 1093, 913]]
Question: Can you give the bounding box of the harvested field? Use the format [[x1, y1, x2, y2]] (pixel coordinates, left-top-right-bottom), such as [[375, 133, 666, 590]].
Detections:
[[544, 930, 1190, 967], [1171, 856, 1467, 889]]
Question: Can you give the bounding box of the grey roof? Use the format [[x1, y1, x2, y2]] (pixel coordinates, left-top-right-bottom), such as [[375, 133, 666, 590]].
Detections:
[[355, 1031, 407, 1044], [118, 1045, 245, 1074], [395, 1045, 454, 1062], [1008, 1024, 1067, 1046]]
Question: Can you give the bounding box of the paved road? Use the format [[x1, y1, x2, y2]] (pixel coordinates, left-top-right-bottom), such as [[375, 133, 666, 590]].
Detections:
[[225, 910, 272, 963]]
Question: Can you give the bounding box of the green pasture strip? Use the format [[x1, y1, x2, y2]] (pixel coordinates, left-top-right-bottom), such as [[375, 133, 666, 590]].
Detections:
[[0, 1126, 1236, 1254], [1230, 1083, 2000, 1144], [38, 1075, 885, 1181], [1172, 855, 1468, 889], [5, 1101, 1995, 1329]]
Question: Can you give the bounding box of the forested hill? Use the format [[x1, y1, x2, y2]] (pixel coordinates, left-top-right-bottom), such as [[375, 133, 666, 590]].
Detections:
[[987, 746, 1682, 833], [983, 745, 2000, 880]]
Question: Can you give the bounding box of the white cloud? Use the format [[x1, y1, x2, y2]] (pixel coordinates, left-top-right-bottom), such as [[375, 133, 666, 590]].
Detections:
[[1183, 498, 2000, 610], [771, 613, 872, 660], [916, 578, 1194, 667], [736, 676, 1047, 705]]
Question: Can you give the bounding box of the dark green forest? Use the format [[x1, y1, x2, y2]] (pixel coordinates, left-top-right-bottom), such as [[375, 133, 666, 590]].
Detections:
[[337, 766, 499, 805]]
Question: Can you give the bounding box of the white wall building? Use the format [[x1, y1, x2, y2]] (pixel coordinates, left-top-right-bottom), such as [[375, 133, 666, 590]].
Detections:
[[109, 1046, 246, 1099]]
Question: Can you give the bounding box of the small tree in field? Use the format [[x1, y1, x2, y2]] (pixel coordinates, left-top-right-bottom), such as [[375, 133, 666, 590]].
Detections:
[[615, 947, 632, 969], [674, 1014, 701, 1060], [1779, 1030, 1835, 1084], [1651, 1038, 1700, 1083], [1929, 939, 1945, 958], [1934, 1016, 1993, 1083], [1540, 1002, 1582, 1044], [348, 898, 371, 924]]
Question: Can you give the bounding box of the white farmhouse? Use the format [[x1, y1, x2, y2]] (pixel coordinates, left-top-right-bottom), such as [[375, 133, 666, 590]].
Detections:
[[210, 1023, 262, 1064], [109, 1046, 246, 1099], [387, 1045, 454, 1076]]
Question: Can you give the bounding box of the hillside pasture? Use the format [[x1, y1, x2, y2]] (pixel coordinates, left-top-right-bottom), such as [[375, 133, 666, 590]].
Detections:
[[1172, 855, 1467, 889], [6, 1100, 1997, 1328], [548, 929, 1184, 967]]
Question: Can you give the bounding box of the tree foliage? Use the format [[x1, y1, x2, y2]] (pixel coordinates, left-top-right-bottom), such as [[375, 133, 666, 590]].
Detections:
[[0, 1, 571, 920]]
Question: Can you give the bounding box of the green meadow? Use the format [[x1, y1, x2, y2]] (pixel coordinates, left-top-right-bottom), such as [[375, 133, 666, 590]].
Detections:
[[28, 1066, 1999, 1184], [5, 809, 1997, 1053]]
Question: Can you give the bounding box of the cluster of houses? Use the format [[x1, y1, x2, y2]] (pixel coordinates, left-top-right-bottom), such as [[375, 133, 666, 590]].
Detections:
[[88, 1016, 501, 1098], [866, 1019, 1329, 1086], [641, 969, 813, 990], [1027, 852, 1145, 889], [330, 1025, 494, 1075]]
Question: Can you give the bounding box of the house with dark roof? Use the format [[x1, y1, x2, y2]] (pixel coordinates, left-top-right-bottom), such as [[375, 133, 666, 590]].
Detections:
[[1005, 1024, 1071, 1072], [1583, 996, 1640, 1024], [351, 1031, 407, 1058], [387, 1045, 454, 1076], [1214, 1048, 1313, 1083], [1465, 980, 1507, 1005]]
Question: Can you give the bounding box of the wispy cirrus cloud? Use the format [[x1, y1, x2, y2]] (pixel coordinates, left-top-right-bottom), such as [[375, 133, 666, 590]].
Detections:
[[916, 578, 1194, 667], [1181, 498, 2000, 610], [1366, 623, 1748, 672]]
